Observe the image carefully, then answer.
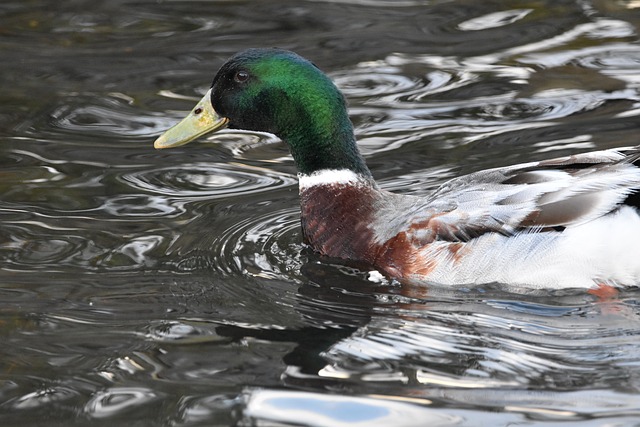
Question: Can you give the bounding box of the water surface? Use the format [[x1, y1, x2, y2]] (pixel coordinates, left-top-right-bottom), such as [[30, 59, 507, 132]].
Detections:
[[1, 0, 640, 425]]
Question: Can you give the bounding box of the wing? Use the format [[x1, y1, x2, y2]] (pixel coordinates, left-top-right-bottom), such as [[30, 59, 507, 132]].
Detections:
[[401, 146, 640, 241]]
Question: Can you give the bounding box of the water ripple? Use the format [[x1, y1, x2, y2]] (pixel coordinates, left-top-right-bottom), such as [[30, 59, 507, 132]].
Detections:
[[334, 67, 420, 99], [8, 386, 79, 410], [144, 320, 231, 344], [312, 297, 640, 391], [122, 162, 296, 199], [18, 93, 169, 140], [84, 387, 161, 419], [458, 9, 533, 31], [167, 206, 303, 279]]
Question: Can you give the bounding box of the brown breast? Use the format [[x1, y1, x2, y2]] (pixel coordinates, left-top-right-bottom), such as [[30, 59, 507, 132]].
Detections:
[[299, 183, 381, 265]]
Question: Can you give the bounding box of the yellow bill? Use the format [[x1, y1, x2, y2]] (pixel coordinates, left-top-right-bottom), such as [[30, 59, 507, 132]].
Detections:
[[154, 89, 229, 149]]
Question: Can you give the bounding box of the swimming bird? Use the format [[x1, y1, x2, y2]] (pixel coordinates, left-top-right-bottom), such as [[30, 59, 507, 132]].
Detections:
[[154, 48, 640, 290]]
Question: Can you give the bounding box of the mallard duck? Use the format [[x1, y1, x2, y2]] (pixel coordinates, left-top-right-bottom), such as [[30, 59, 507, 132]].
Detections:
[[154, 48, 640, 290]]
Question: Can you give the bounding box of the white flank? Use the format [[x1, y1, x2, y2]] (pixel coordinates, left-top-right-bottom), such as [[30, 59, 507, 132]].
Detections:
[[422, 206, 640, 289], [298, 169, 365, 190]]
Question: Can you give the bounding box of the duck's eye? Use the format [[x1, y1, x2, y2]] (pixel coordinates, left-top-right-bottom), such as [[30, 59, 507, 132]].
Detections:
[[234, 70, 249, 83]]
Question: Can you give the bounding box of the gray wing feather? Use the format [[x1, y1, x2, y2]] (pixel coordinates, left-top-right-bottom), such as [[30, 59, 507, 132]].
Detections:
[[404, 147, 640, 240]]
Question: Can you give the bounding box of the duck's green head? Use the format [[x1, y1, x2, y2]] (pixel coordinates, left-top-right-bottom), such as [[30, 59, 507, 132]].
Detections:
[[154, 48, 370, 177]]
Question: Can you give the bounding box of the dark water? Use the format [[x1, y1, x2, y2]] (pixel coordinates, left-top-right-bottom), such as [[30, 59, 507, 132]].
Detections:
[[2, 0, 640, 425]]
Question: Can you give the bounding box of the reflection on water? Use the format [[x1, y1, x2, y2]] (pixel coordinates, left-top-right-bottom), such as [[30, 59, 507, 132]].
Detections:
[[1, 0, 640, 425]]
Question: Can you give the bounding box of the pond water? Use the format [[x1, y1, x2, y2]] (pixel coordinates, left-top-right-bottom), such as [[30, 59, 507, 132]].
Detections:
[[2, 0, 640, 425]]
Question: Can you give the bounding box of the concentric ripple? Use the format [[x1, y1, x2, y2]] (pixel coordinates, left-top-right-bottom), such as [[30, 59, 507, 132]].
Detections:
[[333, 57, 477, 107], [333, 67, 421, 99], [167, 206, 304, 279], [122, 162, 296, 200], [18, 93, 168, 141]]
